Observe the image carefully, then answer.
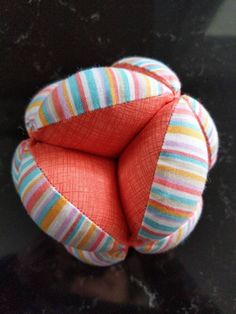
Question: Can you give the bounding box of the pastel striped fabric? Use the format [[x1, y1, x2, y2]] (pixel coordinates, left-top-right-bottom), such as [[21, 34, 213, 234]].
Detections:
[[113, 56, 181, 94], [137, 96, 209, 251], [12, 140, 127, 266], [183, 95, 219, 168], [25, 82, 60, 133], [25, 67, 172, 132], [12, 56, 219, 266], [135, 199, 202, 254]]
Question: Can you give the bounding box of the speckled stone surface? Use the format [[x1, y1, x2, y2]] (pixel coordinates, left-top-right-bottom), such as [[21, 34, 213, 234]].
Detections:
[[0, 1, 235, 313]]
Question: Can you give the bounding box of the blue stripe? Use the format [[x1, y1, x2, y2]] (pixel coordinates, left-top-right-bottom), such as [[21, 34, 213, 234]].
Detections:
[[14, 148, 22, 165], [135, 60, 149, 66], [191, 99, 198, 111], [95, 251, 112, 263], [119, 69, 130, 100], [139, 228, 163, 240], [42, 101, 53, 124], [160, 152, 208, 168], [151, 238, 166, 252], [36, 193, 61, 225], [100, 235, 113, 251], [21, 158, 34, 171], [170, 120, 200, 131], [147, 64, 164, 70], [84, 69, 100, 109], [18, 168, 41, 195], [152, 187, 197, 206], [64, 215, 86, 245], [147, 205, 186, 222], [67, 75, 84, 114], [144, 216, 177, 232]]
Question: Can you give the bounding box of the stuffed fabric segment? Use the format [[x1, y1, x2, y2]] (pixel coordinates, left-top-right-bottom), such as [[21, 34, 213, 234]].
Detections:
[[12, 56, 219, 266], [12, 140, 128, 266]]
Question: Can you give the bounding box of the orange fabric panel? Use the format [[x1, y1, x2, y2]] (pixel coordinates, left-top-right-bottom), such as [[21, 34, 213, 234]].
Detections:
[[31, 142, 129, 243], [118, 101, 176, 240], [31, 95, 173, 157]]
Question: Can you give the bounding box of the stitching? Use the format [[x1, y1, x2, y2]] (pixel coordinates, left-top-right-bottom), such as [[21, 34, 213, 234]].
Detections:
[[183, 95, 211, 169], [113, 63, 179, 96]]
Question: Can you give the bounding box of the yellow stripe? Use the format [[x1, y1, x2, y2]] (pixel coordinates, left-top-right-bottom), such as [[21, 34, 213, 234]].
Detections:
[[105, 68, 116, 104], [158, 164, 206, 183], [41, 197, 67, 231], [28, 100, 43, 109], [203, 113, 209, 130], [148, 199, 190, 218], [144, 74, 152, 96], [62, 80, 75, 115], [21, 174, 43, 200], [38, 106, 49, 126], [168, 126, 204, 140], [176, 227, 183, 243], [77, 224, 96, 249], [78, 250, 94, 264]]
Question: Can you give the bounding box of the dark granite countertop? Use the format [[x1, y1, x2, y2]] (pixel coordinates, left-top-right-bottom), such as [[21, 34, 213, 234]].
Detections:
[[0, 1, 235, 313]]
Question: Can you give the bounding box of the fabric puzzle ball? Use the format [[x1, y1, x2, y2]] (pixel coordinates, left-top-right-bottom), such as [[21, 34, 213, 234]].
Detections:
[[12, 57, 219, 266]]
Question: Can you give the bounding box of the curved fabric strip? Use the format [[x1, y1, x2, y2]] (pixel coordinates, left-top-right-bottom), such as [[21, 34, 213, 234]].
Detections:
[[25, 82, 60, 134], [113, 56, 181, 94], [135, 198, 202, 254], [183, 95, 219, 168], [26, 67, 172, 132], [12, 140, 127, 266], [136, 96, 208, 246]]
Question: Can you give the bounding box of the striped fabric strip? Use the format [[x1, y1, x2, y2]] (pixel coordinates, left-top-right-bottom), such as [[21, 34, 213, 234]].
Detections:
[[113, 56, 181, 94], [66, 244, 127, 267], [135, 198, 202, 254], [25, 66, 172, 132], [136, 96, 209, 249], [183, 95, 219, 168], [25, 82, 60, 134], [12, 140, 127, 266]]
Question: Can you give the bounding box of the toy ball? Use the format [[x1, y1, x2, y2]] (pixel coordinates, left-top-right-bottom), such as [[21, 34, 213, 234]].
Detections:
[[12, 57, 219, 266]]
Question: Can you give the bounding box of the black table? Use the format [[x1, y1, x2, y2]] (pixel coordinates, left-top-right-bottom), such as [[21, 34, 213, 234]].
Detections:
[[0, 1, 235, 313]]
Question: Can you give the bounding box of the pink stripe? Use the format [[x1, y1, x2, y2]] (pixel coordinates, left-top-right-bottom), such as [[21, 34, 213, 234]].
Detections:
[[75, 74, 89, 112], [130, 71, 139, 99], [174, 108, 191, 114], [57, 84, 71, 119], [142, 225, 169, 238], [155, 177, 201, 196], [54, 207, 78, 240], [156, 172, 202, 192], [158, 235, 173, 252], [62, 213, 82, 243], [51, 88, 66, 120], [26, 182, 49, 213], [18, 165, 37, 186], [164, 140, 206, 155], [89, 231, 106, 251], [33, 189, 55, 220], [24, 178, 46, 206], [161, 148, 208, 164]]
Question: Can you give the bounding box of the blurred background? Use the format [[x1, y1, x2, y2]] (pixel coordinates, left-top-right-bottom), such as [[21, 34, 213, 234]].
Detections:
[[0, 1, 235, 313]]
